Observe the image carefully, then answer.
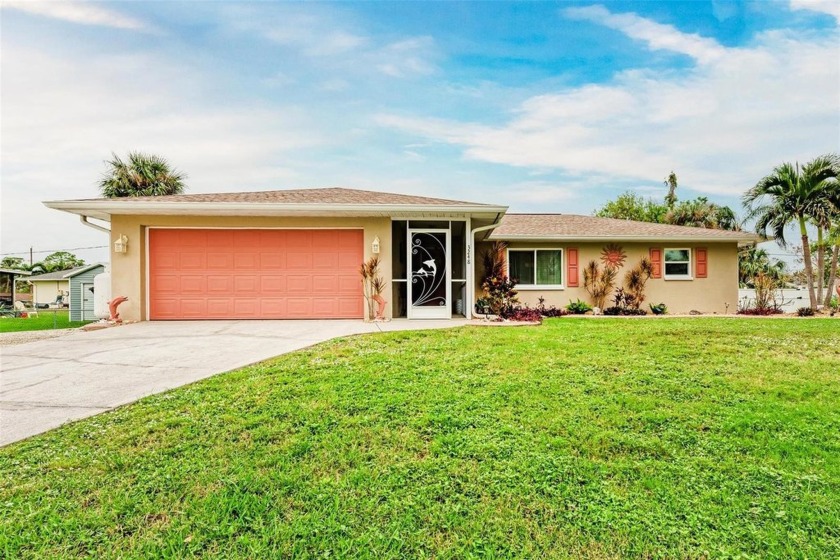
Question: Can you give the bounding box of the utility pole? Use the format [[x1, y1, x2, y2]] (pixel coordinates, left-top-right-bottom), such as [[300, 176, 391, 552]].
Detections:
[[29, 247, 33, 267]]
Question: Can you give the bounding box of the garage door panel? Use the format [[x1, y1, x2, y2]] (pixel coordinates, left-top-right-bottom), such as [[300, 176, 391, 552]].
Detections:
[[150, 229, 363, 319], [179, 299, 208, 317], [234, 252, 259, 269], [286, 253, 313, 269], [153, 275, 180, 293], [205, 230, 235, 246], [260, 252, 285, 269], [338, 275, 359, 293], [260, 276, 287, 293], [179, 230, 208, 246], [206, 275, 232, 293], [180, 253, 206, 269], [260, 298, 287, 315], [234, 276, 259, 294], [206, 299, 234, 316], [206, 252, 234, 269], [312, 275, 339, 293], [180, 275, 207, 293]]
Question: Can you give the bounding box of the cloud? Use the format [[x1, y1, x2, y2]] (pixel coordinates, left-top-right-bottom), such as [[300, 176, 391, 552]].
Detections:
[[378, 6, 839, 196], [376, 37, 437, 77], [564, 4, 727, 64], [2, 0, 151, 31], [789, 0, 840, 22], [1, 44, 324, 258]]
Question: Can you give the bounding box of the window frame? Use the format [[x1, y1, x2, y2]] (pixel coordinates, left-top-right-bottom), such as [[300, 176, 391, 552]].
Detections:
[[506, 248, 565, 290], [663, 247, 693, 280]]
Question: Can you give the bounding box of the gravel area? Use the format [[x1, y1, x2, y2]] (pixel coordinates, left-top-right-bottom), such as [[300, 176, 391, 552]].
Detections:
[[0, 329, 79, 347]]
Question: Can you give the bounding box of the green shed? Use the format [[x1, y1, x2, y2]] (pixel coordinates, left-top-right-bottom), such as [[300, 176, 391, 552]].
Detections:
[[67, 263, 106, 322]]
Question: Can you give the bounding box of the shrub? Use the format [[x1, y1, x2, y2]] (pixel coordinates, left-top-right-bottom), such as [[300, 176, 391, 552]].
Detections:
[[623, 257, 653, 310], [583, 260, 617, 309], [603, 306, 646, 316], [649, 303, 667, 315], [738, 307, 781, 316], [536, 297, 567, 318], [797, 306, 815, 317], [566, 299, 592, 314], [481, 241, 519, 314], [499, 306, 543, 323]]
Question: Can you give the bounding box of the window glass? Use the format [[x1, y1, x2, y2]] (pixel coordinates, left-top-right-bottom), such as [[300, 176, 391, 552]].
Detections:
[[664, 248, 691, 277], [509, 251, 535, 284], [665, 249, 690, 262], [536, 250, 563, 285]]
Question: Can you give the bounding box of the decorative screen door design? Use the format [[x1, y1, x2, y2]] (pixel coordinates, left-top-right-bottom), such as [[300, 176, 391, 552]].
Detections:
[[408, 230, 450, 319]]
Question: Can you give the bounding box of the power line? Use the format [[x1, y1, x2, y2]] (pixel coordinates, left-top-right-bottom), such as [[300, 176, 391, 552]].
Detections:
[[0, 245, 108, 257]]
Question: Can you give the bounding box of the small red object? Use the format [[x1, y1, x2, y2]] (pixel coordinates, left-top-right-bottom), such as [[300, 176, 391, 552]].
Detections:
[[108, 296, 129, 323]]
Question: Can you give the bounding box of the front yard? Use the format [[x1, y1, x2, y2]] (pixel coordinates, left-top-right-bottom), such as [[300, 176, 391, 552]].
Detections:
[[0, 309, 90, 333], [1, 319, 838, 558]]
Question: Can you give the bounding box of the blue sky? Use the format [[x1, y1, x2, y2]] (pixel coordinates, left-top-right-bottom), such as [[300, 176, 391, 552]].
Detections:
[[1, 0, 838, 265]]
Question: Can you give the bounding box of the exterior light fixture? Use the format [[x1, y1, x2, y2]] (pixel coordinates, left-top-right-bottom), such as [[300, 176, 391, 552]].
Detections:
[[114, 234, 128, 254], [372, 235, 380, 254]]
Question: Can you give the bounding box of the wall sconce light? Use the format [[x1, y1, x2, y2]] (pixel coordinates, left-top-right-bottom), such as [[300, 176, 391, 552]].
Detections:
[[114, 234, 128, 254], [371, 235, 380, 254]]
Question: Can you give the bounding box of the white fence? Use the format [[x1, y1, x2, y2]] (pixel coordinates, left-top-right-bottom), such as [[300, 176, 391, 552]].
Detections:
[[738, 288, 821, 313]]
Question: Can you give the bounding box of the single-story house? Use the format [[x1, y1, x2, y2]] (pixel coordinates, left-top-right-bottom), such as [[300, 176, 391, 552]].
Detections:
[[27, 264, 105, 319], [44, 188, 757, 322], [0, 268, 31, 306]]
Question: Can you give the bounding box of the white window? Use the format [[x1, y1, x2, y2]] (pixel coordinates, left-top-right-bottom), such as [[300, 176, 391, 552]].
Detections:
[[664, 248, 692, 279], [507, 249, 564, 288]]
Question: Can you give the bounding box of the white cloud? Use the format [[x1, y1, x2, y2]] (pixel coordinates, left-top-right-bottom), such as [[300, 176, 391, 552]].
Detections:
[[564, 4, 727, 64], [376, 37, 437, 77], [2, 0, 151, 31], [789, 0, 840, 22], [0, 44, 324, 257], [378, 7, 840, 197]]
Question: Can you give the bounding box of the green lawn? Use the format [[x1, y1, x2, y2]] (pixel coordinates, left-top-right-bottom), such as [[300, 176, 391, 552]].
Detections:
[[1, 319, 838, 559], [0, 309, 91, 332]]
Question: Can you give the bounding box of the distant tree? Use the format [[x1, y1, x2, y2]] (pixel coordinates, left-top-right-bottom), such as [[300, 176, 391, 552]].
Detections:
[[738, 246, 787, 287], [743, 154, 840, 309], [664, 171, 678, 208], [99, 152, 187, 198], [594, 192, 667, 223], [31, 252, 85, 274], [666, 197, 741, 230], [1, 257, 27, 270]]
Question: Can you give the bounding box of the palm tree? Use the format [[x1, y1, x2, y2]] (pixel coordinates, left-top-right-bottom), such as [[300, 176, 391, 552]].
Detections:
[[99, 152, 187, 198], [738, 246, 787, 287], [665, 197, 741, 230], [743, 154, 840, 309]]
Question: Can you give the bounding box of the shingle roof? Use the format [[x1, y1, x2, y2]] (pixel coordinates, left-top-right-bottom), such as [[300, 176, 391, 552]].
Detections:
[[28, 264, 105, 281], [489, 214, 760, 242], [67, 187, 498, 207]]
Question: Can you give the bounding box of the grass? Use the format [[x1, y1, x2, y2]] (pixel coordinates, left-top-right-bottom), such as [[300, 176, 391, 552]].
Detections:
[[0, 309, 90, 332], [1, 318, 838, 559]]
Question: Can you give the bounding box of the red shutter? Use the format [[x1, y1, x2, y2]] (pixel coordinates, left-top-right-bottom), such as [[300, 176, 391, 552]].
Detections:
[[650, 248, 662, 279], [696, 248, 708, 278], [567, 248, 579, 287]]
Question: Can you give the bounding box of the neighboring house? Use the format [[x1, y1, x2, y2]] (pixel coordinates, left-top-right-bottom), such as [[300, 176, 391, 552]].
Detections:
[[44, 188, 757, 322], [0, 268, 32, 305], [28, 264, 105, 320], [27, 268, 73, 307]]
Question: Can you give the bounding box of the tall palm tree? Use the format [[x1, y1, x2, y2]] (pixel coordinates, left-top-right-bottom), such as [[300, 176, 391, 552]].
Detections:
[[743, 154, 840, 309], [99, 152, 187, 198]]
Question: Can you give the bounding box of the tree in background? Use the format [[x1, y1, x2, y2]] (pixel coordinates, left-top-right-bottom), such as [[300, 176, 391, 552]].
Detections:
[[1, 257, 28, 270], [738, 246, 787, 288], [99, 152, 187, 198], [594, 172, 740, 231], [743, 154, 840, 310]]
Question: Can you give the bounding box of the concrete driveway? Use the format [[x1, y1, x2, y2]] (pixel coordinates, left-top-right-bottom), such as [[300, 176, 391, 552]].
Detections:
[[0, 319, 466, 446]]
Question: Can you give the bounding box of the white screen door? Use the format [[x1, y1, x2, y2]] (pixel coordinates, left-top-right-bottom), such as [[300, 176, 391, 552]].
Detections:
[[408, 230, 450, 319]]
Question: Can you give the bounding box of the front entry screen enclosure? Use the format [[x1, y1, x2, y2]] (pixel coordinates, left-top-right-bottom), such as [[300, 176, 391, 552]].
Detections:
[[409, 231, 450, 318]]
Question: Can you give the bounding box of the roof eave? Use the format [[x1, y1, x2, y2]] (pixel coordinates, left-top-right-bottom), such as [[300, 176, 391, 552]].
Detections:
[[43, 200, 508, 219], [489, 234, 761, 244]]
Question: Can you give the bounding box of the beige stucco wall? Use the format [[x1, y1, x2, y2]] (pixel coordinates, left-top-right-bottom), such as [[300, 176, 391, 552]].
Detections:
[[30, 280, 69, 305], [109, 215, 392, 322], [474, 241, 739, 314]]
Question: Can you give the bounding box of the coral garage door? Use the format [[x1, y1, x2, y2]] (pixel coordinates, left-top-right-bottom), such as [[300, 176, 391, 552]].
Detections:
[[149, 229, 364, 320]]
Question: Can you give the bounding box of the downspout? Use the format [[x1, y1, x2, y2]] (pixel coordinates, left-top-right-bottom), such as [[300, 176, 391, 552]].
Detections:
[[80, 215, 110, 234], [466, 213, 503, 320]]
